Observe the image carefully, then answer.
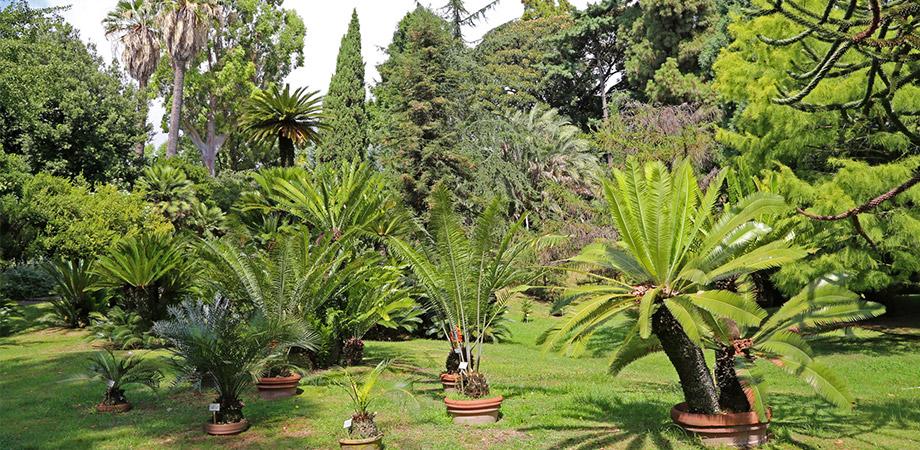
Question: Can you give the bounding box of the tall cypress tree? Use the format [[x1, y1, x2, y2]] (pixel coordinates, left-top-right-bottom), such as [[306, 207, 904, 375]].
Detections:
[[317, 9, 367, 163]]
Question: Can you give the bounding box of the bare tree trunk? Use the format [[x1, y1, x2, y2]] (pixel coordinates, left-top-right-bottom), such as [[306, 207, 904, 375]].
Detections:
[[135, 79, 149, 158], [279, 135, 295, 167], [166, 63, 186, 158], [715, 346, 751, 412], [652, 307, 721, 414]]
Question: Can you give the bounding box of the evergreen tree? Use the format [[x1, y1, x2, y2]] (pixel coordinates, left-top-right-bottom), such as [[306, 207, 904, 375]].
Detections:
[[370, 7, 475, 215], [317, 9, 367, 164]]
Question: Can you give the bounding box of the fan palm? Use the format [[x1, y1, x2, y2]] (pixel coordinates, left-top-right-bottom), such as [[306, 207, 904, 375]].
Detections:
[[541, 159, 808, 414], [240, 84, 326, 167], [103, 0, 161, 157], [158, 0, 219, 158], [386, 186, 535, 396]]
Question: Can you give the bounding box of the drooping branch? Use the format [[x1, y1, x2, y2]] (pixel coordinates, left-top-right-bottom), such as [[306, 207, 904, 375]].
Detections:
[[796, 169, 920, 220]]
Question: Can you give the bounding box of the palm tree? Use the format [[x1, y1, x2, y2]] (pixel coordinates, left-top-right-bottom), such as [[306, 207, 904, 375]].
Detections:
[[240, 84, 325, 167], [158, 0, 218, 158], [541, 159, 807, 414], [103, 0, 161, 158], [386, 186, 536, 397]]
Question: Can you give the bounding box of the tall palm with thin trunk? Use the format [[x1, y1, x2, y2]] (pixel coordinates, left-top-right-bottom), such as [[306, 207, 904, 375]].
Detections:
[[103, 0, 161, 158], [158, 0, 218, 158], [240, 84, 325, 167]]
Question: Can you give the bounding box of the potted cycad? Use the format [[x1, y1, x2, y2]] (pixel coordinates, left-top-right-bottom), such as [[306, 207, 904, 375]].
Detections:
[[154, 299, 309, 435], [335, 360, 393, 449], [544, 160, 885, 446], [88, 349, 162, 413], [387, 187, 535, 424]]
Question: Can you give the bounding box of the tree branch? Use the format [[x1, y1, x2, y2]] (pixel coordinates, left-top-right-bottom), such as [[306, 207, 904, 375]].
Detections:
[[796, 169, 920, 220]]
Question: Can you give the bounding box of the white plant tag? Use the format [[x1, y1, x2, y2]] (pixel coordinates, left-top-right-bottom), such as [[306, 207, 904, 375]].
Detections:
[[458, 362, 468, 371], [106, 379, 115, 388], [208, 403, 221, 412], [343, 418, 352, 429]]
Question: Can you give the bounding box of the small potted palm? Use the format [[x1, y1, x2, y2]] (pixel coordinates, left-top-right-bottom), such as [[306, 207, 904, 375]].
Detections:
[[88, 349, 162, 413], [154, 298, 309, 435], [335, 360, 393, 449], [387, 187, 536, 424]]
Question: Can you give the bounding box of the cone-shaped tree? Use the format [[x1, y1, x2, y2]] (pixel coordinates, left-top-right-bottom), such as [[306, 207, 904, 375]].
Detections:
[[240, 84, 325, 167], [317, 10, 368, 162], [317, 9, 368, 164]]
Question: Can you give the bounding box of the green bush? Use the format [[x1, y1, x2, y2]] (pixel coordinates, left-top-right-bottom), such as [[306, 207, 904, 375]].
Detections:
[[0, 263, 55, 300], [44, 259, 108, 328], [88, 306, 161, 349], [0, 296, 21, 337], [11, 173, 171, 261]]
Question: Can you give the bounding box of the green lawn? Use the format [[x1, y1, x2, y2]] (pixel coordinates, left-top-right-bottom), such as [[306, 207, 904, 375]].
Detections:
[[1, 301, 919, 449]]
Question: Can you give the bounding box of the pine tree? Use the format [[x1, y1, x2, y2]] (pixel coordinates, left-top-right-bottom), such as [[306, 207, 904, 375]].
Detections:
[[317, 9, 367, 164], [370, 7, 475, 215]]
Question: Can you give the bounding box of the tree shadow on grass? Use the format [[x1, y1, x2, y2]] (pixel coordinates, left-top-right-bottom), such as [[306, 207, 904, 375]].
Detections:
[[517, 392, 696, 450], [808, 330, 920, 358]]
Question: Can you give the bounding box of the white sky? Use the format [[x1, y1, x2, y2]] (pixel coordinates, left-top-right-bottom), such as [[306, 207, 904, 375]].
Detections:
[[34, 0, 591, 145]]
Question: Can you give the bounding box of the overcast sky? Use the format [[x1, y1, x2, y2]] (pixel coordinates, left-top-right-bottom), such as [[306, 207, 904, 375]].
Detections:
[[30, 0, 591, 145]]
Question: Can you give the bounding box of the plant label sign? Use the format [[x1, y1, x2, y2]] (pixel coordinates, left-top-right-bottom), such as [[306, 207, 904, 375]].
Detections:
[[208, 403, 221, 412], [458, 362, 468, 371], [343, 418, 352, 429]]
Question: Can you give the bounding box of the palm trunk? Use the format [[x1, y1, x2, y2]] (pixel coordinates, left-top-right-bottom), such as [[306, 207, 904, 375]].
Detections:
[[652, 306, 721, 414], [166, 63, 186, 158], [716, 346, 751, 412], [135, 79, 149, 158], [279, 135, 295, 167]]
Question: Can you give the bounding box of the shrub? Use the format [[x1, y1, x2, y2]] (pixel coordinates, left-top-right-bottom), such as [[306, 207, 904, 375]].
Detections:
[[0, 263, 55, 300], [0, 296, 21, 337], [88, 307, 161, 349], [44, 259, 108, 328]]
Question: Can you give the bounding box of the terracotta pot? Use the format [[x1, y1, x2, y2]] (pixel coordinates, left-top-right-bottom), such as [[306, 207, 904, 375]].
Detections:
[[439, 373, 459, 393], [95, 402, 132, 413], [338, 433, 383, 450], [256, 373, 302, 400], [670, 402, 771, 447], [204, 418, 250, 436], [444, 396, 503, 425]]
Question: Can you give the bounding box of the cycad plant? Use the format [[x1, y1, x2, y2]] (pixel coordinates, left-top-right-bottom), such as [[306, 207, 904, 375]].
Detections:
[[154, 298, 301, 424], [240, 84, 326, 167], [543, 160, 884, 415], [386, 186, 535, 398], [95, 232, 195, 325], [336, 360, 392, 440], [88, 306, 162, 349], [88, 348, 162, 407], [45, 259, 108, 328], [137, 163, 196, 227]]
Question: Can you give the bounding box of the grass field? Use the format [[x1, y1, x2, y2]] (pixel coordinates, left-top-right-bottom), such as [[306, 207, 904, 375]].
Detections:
[[1, 300, 919, 449]]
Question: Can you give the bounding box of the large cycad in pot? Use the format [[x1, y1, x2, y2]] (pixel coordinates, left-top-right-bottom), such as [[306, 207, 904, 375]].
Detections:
[[386, 186, 535, 397], [542, 159, 808, 414], [103, 0, 160, 158], [240, 84, 326, 167]]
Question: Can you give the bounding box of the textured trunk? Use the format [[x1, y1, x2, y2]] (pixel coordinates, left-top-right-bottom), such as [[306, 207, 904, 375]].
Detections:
[[166, 64, 186, 158], [185, 94, 226, 177], [279, 135, 295, 167], [135, 79, 149, 158], [652, 306, 721, 414], [716, 346, 751, 412]]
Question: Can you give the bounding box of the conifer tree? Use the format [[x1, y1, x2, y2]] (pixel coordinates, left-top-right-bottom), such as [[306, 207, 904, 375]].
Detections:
[[317, 9, 368, 164], [370, 7, 475, 215]]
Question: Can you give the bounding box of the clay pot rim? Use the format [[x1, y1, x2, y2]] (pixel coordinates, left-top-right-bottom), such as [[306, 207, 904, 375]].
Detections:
[[444, 396, 504, 408], [95, 402, 132, 412], [338, 433, 384, 445], [257, 373, 302, 384], [670, 402, 771, 427], [439, 373, 459, 381], [204, 418, 250, 435]]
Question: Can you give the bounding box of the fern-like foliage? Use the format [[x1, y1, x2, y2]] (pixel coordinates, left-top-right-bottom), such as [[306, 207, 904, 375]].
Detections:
[[88, 348, 162, 406]]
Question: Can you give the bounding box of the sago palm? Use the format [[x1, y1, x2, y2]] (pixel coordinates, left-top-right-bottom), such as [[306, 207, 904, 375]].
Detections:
[[386, 186, 535, 396], [158, 0, 219, 158], [103, 0, 160, 157], [542, 159, 807, 414], [88, 348, 162, 406], [240, 84, 326, 167]]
